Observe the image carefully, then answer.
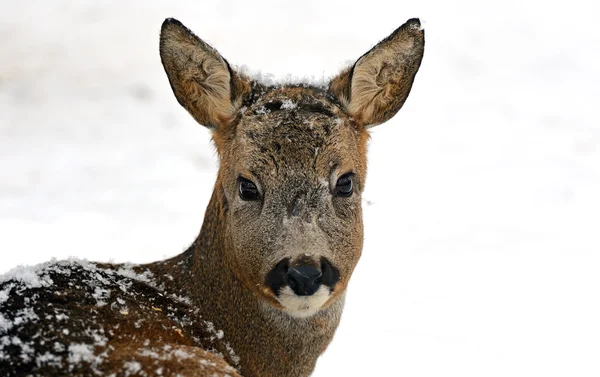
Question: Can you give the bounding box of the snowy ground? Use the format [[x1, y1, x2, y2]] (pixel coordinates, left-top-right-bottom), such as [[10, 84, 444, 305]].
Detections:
[[1, 1, 599, 376]]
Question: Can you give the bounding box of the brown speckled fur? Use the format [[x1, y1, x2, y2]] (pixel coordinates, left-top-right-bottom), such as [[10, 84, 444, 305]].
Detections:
[[0, 17, 424, 377]]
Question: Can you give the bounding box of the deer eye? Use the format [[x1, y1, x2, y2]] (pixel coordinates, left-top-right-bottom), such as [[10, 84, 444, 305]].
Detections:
[[238, 177, 260, 201], [334, 173, 354, 197]]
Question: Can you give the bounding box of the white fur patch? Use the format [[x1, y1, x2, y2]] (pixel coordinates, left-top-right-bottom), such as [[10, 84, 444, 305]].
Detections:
[[277, 285, 331, 318], [235, 65, 329, 89]]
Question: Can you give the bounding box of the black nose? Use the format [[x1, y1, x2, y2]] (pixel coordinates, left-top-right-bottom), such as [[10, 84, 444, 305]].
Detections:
[[287, 265, 322, 296]]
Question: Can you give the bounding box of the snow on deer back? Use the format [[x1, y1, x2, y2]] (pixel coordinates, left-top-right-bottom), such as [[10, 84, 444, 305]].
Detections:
[[0, 260, 240, 376]]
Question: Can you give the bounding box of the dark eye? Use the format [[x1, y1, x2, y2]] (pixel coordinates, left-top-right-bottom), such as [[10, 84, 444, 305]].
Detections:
[[334, 173, 354, 197], [238, 177, 260, 201]]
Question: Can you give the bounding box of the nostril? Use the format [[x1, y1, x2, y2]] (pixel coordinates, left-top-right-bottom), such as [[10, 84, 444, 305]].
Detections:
[[287, 265, 322, 296], [266, 258, 290, 295], [320, 257, 340, 291]]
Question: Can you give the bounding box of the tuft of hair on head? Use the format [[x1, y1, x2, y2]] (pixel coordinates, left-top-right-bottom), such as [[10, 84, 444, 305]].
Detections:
[[236, 65, 330, 90]]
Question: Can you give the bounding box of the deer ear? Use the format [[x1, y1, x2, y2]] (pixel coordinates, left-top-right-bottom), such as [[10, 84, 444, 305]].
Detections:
[[329, 18, 425, 128], [159, 18, 251, 129]]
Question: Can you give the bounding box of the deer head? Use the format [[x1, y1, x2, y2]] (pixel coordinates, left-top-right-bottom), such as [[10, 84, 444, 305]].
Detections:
[[159, 18, 424, 318]]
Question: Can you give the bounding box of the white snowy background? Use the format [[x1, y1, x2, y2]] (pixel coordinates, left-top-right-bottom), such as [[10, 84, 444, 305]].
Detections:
[[1, 1, 599, 376]]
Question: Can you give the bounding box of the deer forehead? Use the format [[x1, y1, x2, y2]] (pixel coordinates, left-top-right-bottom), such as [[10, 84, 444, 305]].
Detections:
[[228, 88, 362, 180]]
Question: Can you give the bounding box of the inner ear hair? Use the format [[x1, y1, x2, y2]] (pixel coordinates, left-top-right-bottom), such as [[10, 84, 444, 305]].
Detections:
[[329, 18, 425, 128], [159, 18, 251, 129]]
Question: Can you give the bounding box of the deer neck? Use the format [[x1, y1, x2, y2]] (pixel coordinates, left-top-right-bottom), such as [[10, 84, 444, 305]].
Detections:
[[148, 185, 344, 377]]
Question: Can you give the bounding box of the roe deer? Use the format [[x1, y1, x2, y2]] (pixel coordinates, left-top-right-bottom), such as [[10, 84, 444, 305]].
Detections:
[[0, 17, 424, 377]]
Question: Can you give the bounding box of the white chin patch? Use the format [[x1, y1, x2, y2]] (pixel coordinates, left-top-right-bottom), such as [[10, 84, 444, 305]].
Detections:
[[277, 285, 331, 318]]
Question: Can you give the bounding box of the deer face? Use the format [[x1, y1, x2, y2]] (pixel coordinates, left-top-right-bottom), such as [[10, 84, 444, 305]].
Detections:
[[160, 18, 424, 317], [219, 88, 367, 317]]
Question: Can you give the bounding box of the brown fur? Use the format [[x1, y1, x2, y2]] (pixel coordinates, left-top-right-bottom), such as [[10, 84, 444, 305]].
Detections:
[[0, 17, 424, 377], [160, 19, 252, 128], [329, 18, 424, 127]]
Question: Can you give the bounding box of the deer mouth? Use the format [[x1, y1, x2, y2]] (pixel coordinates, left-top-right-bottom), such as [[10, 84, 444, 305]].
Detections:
[[264, 256, 340, 317], [277, 285, 332, 318]]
